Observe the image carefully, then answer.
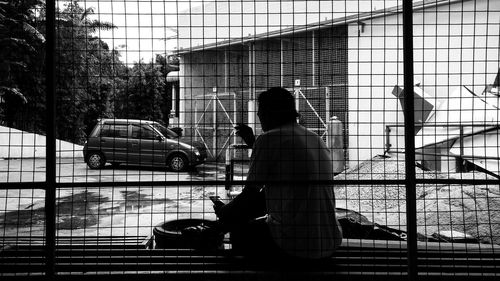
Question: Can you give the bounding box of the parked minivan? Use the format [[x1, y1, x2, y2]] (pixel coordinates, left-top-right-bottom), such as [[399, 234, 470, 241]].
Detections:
[[83, 119, 207, 171]]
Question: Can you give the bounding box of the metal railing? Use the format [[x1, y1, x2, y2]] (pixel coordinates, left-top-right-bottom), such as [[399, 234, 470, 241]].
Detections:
[[385, 123, 500, 173], [1, 0, 499, 280]]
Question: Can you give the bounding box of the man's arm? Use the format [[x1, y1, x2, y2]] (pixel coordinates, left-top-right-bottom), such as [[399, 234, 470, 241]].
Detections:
[[214, 133, 272, 224], [234, 123, 255, 147], [214, 185, 265, 225]]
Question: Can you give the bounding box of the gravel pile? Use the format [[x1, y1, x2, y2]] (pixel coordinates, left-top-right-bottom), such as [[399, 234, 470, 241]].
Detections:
[[334, 154, 500, 244]]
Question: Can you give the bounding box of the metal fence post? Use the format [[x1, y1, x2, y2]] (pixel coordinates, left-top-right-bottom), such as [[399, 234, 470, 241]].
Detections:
[[403, 0, 418, 280], [225, 146, 233, 191], [45, 0, 57, 277]]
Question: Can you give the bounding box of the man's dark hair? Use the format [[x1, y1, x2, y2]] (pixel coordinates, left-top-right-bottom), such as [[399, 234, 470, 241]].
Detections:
[[258, 87, 299, 126]]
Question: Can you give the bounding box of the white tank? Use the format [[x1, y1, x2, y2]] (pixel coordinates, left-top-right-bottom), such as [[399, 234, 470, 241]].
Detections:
[[327, 116, 345, 174]]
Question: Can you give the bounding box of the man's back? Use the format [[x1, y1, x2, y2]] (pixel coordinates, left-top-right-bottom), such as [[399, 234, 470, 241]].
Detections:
[[247, 122, 342, 258]]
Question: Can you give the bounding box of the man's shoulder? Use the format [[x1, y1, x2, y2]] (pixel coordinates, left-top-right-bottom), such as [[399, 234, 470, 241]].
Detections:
[[254, 130, 277, 147], [269, 123, 308, 133], [257, 126, 286, 139], [257, 124, 316, 141]]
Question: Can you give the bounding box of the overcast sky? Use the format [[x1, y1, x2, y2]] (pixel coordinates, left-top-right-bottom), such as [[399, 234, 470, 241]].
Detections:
[[63, 0, 191, 64], [63, 0, 397, 64]]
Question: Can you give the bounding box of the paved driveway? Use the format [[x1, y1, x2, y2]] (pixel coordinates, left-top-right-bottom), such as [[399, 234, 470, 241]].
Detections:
[[0, 157, 227, 183], [0, 158, 243, 238]]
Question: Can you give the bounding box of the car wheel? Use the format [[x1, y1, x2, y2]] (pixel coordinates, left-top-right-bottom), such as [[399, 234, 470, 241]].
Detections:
[[87, 152, 105, 169], [168, 154, 188, 172]]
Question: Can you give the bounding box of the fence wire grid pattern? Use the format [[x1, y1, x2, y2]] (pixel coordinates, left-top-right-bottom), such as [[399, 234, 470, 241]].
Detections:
[[1, 0, 500, 279]]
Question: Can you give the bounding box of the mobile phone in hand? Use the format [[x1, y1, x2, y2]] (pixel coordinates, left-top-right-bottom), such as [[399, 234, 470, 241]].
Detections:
[[209, 195, 221, 203]]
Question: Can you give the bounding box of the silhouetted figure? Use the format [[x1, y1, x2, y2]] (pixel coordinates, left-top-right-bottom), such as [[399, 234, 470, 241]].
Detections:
[[214, 87, 342, 260]]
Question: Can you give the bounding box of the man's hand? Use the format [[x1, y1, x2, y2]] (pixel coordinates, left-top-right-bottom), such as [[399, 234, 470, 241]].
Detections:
[[234, 123, 255, 147], [213, 200, 226, 218]]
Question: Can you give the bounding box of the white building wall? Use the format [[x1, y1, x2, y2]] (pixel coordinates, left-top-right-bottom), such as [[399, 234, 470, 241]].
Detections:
[[347, 0, 500, 167]]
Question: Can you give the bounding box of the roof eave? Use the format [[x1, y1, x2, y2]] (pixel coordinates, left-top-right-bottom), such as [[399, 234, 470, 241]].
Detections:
[[175, 0, 469, 54]]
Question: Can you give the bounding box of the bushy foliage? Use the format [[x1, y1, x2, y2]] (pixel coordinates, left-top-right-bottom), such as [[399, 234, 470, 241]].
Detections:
[[1, 1, 176, 144], [114, 61, 166, 124], [53, 1, 123, 142], [0, 0, 45, 130]]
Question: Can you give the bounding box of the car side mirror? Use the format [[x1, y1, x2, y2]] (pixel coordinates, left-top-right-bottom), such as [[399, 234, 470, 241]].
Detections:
[[157, 135, 164, 141]]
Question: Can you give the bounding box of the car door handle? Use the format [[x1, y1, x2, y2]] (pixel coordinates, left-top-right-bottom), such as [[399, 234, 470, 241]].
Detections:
[[131, 141, 139, 146]]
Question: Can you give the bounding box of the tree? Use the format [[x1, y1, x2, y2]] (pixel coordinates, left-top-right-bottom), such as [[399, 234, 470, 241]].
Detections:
[[0, 0, 45, 129], [1, 1, 174, 143], [54, 1, 124, 143], [114, 60, 166, 123]]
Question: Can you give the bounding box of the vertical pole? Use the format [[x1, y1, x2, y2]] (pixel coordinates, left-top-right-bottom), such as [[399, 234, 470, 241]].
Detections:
[[248, 43, 253, 100], [385, 126, 392, 154], [280, 39, 284, 87], [458, 125, 464, 172], [225, 147, 233, 191], [224, 50, 229, 92], [325, 87, 331, 138], [248, 43, 256, 133], [294, 89, 300, 123], [325, 87, 331, 123], [172, 86, 177, 117], [194, 100, 198, 141], [252, 44, 256, 102], [45, 0, 56, 277], [213, 93, 217, 158], [179, 56, 185, 128], [312, 30, 316, 87], [402, 0, 417, 280], [233, 96, 237, 145]]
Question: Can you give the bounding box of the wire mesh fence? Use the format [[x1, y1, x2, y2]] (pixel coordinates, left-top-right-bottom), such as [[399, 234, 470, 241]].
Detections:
[[1, 0, 500, 279]]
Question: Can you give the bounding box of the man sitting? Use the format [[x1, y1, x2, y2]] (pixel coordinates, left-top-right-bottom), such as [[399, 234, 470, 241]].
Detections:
[[213, 87, 342, 260]]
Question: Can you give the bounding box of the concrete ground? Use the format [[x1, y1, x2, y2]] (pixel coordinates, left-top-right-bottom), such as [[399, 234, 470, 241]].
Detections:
[[0, 158, 247, 238], [5, 156, 497, 245], [0, 157, 233, 183]]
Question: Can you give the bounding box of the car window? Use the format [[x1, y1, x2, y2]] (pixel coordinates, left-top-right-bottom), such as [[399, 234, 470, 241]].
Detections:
[[100, 124, 112, 137], [115, 125, 129, 138], [100, 124, 128, 138], [152, 123, 178, 139], [89, 124, 101, 137], [130, 125, 157, 140]]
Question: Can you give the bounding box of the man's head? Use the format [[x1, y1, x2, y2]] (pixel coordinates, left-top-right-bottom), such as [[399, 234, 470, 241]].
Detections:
[[257, 87, 299, 131]]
